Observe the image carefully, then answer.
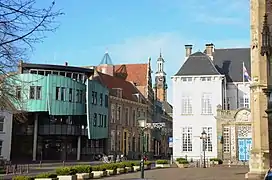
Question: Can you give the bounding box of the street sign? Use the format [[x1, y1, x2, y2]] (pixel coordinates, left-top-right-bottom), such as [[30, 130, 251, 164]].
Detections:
[[168, 137, 173, 148]]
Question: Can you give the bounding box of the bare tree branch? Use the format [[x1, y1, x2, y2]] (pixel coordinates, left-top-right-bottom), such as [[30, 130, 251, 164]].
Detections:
[[0, 0, 63, 121]]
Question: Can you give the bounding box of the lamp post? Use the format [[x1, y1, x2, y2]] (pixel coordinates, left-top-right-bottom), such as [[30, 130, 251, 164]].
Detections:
[[137, 115, 147, 179], [200, 130, 207, 168]]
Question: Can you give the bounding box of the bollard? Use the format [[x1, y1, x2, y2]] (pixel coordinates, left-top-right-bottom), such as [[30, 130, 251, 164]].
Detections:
[[12, 166, 15, 174], [19, 165, 22, 174], [39, 161, 42, 168], [63, 161, 65, 167], [170, 155, 173, 165], [228, 160, 231, 167], [26, 164, 29, 173], [5, 166, 8, 175]]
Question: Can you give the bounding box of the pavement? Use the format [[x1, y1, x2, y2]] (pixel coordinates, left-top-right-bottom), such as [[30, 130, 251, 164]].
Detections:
[[0, 161, 103, 180], [103, 166, 249, 180]]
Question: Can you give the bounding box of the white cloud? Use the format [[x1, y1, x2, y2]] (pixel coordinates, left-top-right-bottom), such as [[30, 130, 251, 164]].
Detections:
[[106, 33, 249, 104]]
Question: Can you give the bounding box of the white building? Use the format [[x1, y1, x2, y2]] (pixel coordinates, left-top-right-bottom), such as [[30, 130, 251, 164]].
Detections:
[[0, 110, 13, 161], [172, 44, 251, 161]]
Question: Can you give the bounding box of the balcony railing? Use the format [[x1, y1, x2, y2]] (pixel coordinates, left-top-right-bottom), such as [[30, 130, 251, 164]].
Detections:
[[38, 125, 88, 136]]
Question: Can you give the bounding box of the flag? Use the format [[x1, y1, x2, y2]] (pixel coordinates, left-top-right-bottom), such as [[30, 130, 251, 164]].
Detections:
[[243, 62, 251, 82]]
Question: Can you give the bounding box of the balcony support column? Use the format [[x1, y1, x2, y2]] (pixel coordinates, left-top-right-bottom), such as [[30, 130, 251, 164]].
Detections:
[[32, 113, 38, 161], [77, 136, 81, 161]]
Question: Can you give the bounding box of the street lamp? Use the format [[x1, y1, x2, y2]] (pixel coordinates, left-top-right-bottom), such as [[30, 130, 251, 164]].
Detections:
[[200, 130, 207, 168], [137, 114, 147, 179]]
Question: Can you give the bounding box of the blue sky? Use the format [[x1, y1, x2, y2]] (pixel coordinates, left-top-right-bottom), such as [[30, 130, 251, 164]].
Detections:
[[32, 0, 250, 104]]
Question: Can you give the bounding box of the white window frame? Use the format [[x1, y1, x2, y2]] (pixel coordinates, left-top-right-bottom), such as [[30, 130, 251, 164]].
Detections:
[[111, 130, 116, 151], [181, 96, 192, 114], [111, 104, 116, 123], [223, 126, 230, 153], [244, 97, 249, 108], [201, 93, 212, 114], [202, 127, 213, 152], [0, 116, 4, 132], [181, 127, 193, 152]]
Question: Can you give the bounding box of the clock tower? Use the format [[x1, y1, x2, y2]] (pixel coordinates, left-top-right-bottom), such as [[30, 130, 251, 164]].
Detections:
[[154, 52, 167, 102]]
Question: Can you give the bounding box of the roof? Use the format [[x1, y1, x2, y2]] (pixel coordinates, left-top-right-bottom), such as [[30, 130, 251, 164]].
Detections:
[[213, 48, 250, 82], [114, 63, 148, 86], [94, 72, 147, 103], [174, 52, 221, 76], [22, 62, 94, 74], [100, 52, 113, 65], [162, 101, 173, 114]]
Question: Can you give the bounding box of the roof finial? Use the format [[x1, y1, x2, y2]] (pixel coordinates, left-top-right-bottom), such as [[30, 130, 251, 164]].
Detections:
[[105, 47, 108, 54], [160, 48, 162, 57]]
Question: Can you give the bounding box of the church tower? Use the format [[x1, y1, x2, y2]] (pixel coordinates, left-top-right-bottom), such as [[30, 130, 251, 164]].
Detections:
[[154, 51, 167, 102], [246, 0, 271, 179]]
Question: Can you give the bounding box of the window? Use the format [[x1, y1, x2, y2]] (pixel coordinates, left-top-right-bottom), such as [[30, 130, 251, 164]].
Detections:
[[202, 127, 213, 152], [125, 108, 129, 126], [111, 104, 116, 123], [223, 127, 230, 152], [117, 106, 121, 122], [181, 96, 192, 114], [29, 86, 35, 99], [181, 127, 192, 152], [0, 116, 4, 132], [200, 77, 206, 81], [100, 93, 103, 106], [30, 86, 42, 100], [36, 86, 42, 99], [76, 89, 79, 102], [94, 92, 97, 104], [0, 140, 3, 155], [79, 90, 83, 103], [92, 91, 95, 104], [111, 130, 116, 151], [104, 115, 107, 128], [206, 77, 211, 81], [240, 97, 250, 108], [15, 86, 21, 99], [93, 113, 97, 126], [105, 95, 108, 107], [245, 97, 249, 108], [201, 93, 212, 114], [98, 114, 103, 127], [132, 110, 136, 126], [61, 87, 65, 101], [56, 87, 60, 100], [69, 88, 73, 102]]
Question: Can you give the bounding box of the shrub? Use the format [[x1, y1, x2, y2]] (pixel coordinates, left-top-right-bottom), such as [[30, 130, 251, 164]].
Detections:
[[156, 160, 169, 164], [56, 167, 77, 175], [177, 159, 189, 164], [144, 161, 152, 166], [35, 173, 57, 178], [115, 163, 125, 168], [12, 176, 33, 180], [91, 165, 107, 171], [176, 157, 186, 162], [73, 165, 91, 173], [103, 163, 117, 170], [132, 161, 140, 166], [122, 161, 134, 167]]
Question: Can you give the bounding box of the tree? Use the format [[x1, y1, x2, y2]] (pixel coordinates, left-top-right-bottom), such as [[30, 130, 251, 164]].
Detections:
[[0, 0, 62, 119]]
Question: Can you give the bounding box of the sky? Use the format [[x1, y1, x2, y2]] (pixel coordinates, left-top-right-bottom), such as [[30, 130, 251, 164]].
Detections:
[[31, 0, 250, 104]]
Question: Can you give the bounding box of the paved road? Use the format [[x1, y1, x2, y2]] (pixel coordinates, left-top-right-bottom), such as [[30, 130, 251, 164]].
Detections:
[[103, 166, 249, 180]]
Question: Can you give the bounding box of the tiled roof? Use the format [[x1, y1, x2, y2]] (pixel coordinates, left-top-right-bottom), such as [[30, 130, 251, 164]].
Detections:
[[174, 52, 221, 76], [114, 63, 148, 86], [213, 48, 250, 82], [94, 72, 147, 104]]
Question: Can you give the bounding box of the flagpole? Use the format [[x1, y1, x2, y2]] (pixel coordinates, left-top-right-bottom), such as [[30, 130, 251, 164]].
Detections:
[[242, 62, 245, 108]]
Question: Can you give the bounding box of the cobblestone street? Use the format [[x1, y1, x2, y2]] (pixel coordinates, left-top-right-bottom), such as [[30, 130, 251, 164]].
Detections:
[[104, 166, 249, 180]]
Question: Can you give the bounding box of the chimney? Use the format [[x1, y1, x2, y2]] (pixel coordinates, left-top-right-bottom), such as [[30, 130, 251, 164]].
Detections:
[[65, 62, 68, 66], [205, 43, 214, 58], [185, 45, 193, 57]]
